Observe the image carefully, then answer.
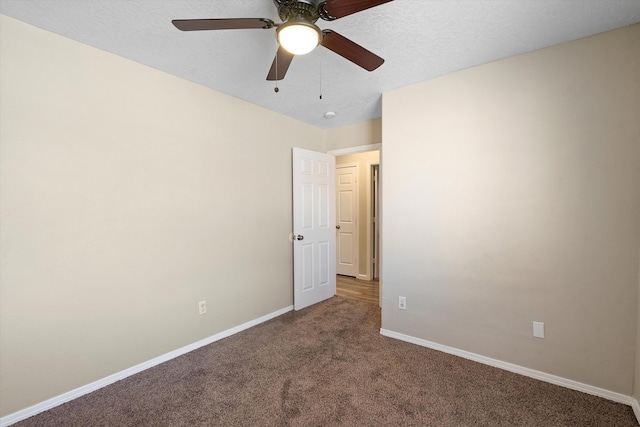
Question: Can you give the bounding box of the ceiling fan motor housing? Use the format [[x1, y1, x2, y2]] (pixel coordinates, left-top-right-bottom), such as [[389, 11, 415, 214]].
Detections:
[[274, 0, 333, 23]]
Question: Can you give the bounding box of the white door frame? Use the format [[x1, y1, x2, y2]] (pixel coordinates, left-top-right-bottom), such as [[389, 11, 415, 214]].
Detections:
[[370, 163, 380, 281]]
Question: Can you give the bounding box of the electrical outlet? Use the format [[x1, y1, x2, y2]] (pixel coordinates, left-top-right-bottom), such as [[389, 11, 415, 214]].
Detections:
[[198, 300, 206, 315], [533, 321, 544, 338], [399, 296, 407, 310]]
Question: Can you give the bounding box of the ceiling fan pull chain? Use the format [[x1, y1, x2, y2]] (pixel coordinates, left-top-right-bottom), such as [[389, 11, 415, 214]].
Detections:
[[274, 43, 280, 93], [319, 61, 323, 100]]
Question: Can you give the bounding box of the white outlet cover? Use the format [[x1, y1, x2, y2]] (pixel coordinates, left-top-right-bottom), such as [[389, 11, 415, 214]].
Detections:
[[533, 321, 544, 338]]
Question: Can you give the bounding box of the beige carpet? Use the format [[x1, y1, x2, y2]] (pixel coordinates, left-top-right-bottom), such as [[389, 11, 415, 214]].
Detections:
[[15, 297, 637, 426]]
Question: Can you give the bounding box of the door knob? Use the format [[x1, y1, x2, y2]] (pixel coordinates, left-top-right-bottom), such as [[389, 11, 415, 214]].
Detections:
[[336, 225, 341, 229], [296, 235, 304, 241]]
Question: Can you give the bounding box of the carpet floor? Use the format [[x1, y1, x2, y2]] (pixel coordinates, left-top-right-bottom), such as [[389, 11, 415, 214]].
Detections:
[[15, 297, 638, 426]]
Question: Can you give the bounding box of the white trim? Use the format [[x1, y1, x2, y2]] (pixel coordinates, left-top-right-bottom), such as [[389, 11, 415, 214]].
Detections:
[[361, 160, 379, 281], [632, 398, 640, 425], [328, 143, 381, 156], [336, 162, 360, 169], [380, 328, 634, 407], [0, 305, 294, 427]]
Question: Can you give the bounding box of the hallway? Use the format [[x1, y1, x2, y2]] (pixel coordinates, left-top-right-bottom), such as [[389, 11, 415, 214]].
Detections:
[[336, 275, 379, 305]]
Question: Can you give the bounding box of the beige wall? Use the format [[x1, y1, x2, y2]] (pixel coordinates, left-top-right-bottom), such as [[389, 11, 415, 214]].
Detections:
[[636, 250, 640, 403], [382, 23, 640, 395], [0, 15, 325, 416], [336, 151, 380, 278], [326, 118, 381, 152]]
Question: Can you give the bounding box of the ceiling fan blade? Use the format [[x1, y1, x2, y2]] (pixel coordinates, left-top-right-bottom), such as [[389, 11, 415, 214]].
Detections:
[[172, 18, 275, 31], [321, 0, 393, 20], [321, 30, 384, 71], [266, 47, 295, 81]]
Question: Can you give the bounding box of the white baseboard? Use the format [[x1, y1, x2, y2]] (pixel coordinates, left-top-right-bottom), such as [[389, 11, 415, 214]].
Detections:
[[632, 398, 640, 425], [0, 305, 293, 427], [380, 328, 634, 408]]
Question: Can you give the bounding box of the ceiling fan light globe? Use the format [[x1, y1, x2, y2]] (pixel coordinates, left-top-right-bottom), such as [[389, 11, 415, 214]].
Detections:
[[277, 22, 320, 55]]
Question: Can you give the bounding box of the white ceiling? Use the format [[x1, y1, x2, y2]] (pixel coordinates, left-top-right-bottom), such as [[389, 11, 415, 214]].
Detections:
[[1, 1, 639, 129]]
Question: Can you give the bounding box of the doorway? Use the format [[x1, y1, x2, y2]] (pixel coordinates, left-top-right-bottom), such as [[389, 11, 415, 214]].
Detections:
[[332, 148, 381, 305]]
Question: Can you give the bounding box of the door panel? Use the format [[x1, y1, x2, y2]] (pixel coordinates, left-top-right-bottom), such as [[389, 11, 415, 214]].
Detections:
[[293, 148, 336, 310], [339, 192, 354, 221], [338, 233, 354, 264]]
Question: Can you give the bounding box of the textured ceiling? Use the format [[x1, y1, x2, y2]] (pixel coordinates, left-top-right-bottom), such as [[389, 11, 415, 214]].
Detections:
[[1, 1, 640, 128]]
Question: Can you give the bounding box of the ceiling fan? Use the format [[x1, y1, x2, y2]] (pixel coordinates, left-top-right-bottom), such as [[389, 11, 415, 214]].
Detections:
[[172, 0, 393, 81]]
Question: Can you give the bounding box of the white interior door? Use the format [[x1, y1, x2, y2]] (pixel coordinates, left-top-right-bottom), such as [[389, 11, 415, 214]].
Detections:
[[293, 148, 336, 311], [336, 165, 358, 277]]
